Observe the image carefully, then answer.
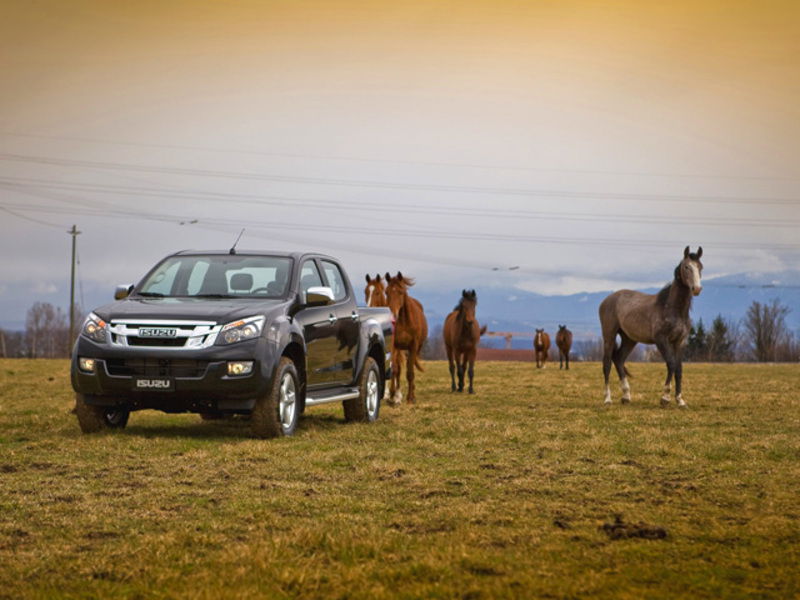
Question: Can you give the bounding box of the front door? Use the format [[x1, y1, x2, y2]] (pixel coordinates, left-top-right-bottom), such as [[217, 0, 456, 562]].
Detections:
[[295, 260, 339, 388]]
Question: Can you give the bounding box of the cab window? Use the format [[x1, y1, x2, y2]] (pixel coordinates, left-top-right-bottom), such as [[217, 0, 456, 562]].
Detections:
[[321, 260, 348, 302]]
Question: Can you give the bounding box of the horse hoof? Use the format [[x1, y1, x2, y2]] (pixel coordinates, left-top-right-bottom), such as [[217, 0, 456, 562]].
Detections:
[[603, 399, 612, 406], [621, 397, 631, 404], [468, 389, 475, 395], [660, 397, 671, 407]]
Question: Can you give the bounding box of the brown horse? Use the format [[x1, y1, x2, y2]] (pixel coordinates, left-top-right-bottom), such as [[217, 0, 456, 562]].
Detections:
[[556, 325, 573, 370], [384, 272, 428, 405], [599, 246, 703, 407], [534, 329, 550, 368], [364, 274, 387, 307], [444, 289, 487, 394]]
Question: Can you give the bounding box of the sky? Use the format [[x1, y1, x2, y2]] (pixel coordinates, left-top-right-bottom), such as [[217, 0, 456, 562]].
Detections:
[[1, 0, 799, 329]]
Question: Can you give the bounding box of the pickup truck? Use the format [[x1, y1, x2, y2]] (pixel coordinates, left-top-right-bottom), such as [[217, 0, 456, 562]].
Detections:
[[71, 250, 393, 438]]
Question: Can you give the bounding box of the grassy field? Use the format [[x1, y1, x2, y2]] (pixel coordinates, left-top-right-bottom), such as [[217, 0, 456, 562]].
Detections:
[[1, 359, 799, 599]]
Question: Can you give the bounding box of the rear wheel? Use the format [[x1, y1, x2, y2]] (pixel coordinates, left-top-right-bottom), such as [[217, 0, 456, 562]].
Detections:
[[251, 357, 300, 438], [344, 357, 381, 423], [75, 393, 130, 433]]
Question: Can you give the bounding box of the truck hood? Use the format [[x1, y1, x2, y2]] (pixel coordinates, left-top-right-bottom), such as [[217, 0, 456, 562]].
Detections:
[[92, 297, 290, 325]]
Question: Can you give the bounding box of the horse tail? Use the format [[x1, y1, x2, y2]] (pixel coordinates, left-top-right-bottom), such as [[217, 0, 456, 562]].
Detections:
[[624, 365, 633, 379], [415, 354, 425, 372]]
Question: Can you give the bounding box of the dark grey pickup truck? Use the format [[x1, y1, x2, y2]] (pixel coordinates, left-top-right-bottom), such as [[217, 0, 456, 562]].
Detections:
[[71, 250, 393, 438]]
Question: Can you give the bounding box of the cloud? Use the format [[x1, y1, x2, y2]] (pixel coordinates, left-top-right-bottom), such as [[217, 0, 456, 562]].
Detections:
[[516, 276, 663, 296], [30, 282, 58, 295]]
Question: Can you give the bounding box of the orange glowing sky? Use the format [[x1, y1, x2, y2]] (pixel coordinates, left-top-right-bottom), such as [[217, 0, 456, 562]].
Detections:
[[1, 1, 799, 327]]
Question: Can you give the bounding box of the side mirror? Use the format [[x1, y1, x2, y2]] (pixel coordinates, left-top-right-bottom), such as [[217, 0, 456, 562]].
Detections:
[[114, 284, 134, 300], [305, 286, 334, 306]]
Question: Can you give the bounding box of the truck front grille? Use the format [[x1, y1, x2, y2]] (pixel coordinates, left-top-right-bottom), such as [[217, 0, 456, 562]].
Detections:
[[126, 337, 187, 347], [105, 358, 209, 378]]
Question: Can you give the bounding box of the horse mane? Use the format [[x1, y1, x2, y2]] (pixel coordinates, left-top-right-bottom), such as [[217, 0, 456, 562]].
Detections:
[[655, 283, 672, 307]]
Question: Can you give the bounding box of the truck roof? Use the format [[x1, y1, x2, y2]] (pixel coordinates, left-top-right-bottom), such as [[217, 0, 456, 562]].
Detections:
[[172, 249, 339, 262]]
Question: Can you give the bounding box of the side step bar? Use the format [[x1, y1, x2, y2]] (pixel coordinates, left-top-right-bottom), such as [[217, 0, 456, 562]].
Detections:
[[305, 388, 359, 407]]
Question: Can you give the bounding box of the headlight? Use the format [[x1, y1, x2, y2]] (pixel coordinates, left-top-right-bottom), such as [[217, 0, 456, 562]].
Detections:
[[218, 316, 265, 345], [82, 313, 107, 343]]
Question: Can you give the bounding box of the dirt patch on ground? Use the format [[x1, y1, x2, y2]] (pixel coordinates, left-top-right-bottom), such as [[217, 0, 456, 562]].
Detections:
[[600, 515, 667, 540]]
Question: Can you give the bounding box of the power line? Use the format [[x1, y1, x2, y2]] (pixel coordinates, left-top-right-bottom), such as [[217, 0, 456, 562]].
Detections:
[[2, 198, 800, 253], [1, 152, 798, 206], [1, 176, 799, 230], [0, 205, 65, 229], [2, 130, 796, 182]]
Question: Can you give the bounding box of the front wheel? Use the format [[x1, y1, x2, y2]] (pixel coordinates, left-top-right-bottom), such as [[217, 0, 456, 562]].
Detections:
[[75, 393, 130, 433], [251, 357, 300, 438], [344, 357, 381, 423]]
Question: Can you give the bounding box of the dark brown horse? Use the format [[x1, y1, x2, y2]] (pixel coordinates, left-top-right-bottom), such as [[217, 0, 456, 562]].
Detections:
[[599, 246, 703, 407], [384, 272, 428, 405], [364, 274, 387, 307], [444, 289, 487, 394], [534, 329, 550, 368], [556, 325, 573, 370]]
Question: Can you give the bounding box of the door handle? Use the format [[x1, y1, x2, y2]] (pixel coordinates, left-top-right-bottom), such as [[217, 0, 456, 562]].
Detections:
[[351, 311, 359, 321], [328, 314, 338, 324]]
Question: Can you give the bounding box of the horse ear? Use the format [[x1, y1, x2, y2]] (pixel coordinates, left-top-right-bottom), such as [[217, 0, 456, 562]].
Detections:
[[376, 274, 382, 282], [462, 289, 466, 296], [684, 245, 690, 259], [385, 272, 391, 282], [365, 274, 371, 283], [396, 271, 403, 280], [697, 246, 703, 259]]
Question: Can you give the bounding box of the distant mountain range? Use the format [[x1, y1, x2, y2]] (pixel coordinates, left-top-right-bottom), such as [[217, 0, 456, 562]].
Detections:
[[414, 270, 800, 347], [2, 270, 798, 340]]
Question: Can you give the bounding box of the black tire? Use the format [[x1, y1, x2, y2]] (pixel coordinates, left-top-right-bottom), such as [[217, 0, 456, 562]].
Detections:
[[75, 393, 130, 433], [344, 357, 381, 423], [251, 357, 300, 438]]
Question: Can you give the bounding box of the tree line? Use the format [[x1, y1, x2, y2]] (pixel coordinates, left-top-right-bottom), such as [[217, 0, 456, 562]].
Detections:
[[1, 299, 796, 362]]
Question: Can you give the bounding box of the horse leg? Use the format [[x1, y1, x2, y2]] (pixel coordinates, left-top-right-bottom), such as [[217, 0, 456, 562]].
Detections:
[[565, 350, 570, 370], [467, 351, 475, 394], [457, 352, 465, 393], [391, 351, 403, 405], [559, 351, 563, 369], [674, 345, 687, 408], [446, 346, 456, 392], [406, 348, 416, 404], [613, 333, 637, 404], [656, 341, 676, 407], [602, 337, 615, 404]]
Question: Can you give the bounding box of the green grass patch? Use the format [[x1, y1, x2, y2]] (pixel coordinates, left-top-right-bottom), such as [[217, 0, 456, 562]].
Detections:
[[0, 359, 799, 598]]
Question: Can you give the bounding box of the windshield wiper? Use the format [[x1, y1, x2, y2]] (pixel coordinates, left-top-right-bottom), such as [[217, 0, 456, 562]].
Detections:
[[193, 293, 235, 299], [137, 292, 165, 298]]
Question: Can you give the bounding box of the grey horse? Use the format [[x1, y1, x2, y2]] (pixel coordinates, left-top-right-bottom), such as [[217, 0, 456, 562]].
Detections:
[[599, 246, 703, 407]]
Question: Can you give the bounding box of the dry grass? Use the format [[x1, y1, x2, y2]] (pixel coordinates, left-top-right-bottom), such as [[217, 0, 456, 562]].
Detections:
[[1, 358, 799, 599]]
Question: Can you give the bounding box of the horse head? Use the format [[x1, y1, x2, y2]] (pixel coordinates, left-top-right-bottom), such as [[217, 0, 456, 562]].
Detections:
[[458, 289, 477, 324], [677, 246, 704, 296], [365, 273, 385, 307], [385, 271, 414, 317]]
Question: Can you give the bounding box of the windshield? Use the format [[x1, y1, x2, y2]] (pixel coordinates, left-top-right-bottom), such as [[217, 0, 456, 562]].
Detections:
[[136, 255, 293, 299]]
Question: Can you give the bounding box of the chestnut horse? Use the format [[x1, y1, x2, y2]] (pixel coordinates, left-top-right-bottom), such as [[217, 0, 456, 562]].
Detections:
[[364, 274, 387, 307], [556, 325, 573, 370], [599, 246, 703, 407], [384, 272, 428, 404], [534, 329, 550, 368], [444, 289, 487, 394]]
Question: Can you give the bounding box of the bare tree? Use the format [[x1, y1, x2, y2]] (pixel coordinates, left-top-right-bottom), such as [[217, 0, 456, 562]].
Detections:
[[25, 302, 70, 358], [743, 299, 792, 362]]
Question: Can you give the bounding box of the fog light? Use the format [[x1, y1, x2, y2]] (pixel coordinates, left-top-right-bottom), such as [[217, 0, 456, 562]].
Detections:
[[79, 357, 96, 373], [227, 361, 254, 376]]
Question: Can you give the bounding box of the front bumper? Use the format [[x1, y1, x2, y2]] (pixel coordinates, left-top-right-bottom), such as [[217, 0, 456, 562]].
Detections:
[[70, 336, 278, 413]]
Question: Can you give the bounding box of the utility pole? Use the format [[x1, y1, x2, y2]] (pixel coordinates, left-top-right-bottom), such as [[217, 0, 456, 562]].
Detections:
[[68, 225, 81, 347]]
